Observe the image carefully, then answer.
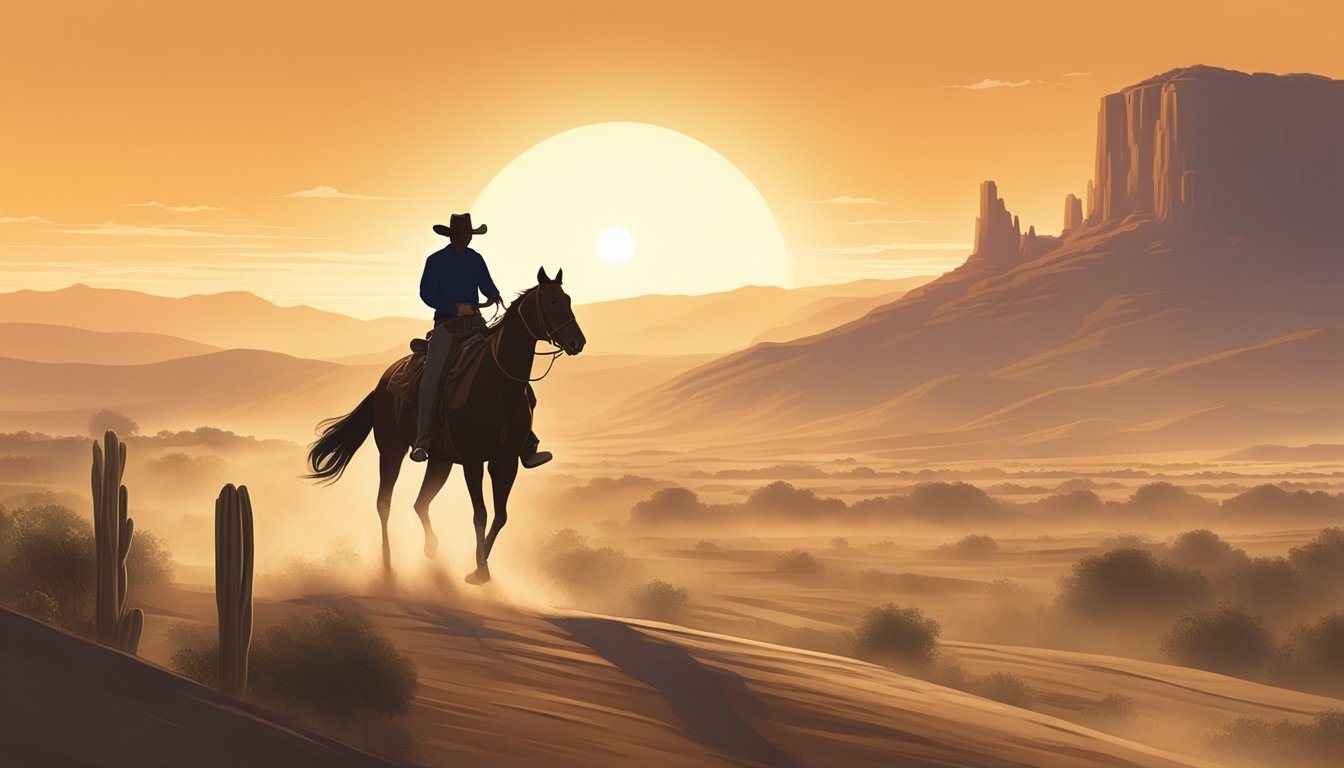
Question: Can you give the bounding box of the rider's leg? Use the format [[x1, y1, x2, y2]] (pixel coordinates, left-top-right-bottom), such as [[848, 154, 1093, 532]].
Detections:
[[411, 324, 457, 461]]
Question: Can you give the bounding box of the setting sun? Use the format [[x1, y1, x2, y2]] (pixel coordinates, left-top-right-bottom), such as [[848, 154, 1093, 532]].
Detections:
[[471, 122, 790, 303], [597, 226, 634, 264]]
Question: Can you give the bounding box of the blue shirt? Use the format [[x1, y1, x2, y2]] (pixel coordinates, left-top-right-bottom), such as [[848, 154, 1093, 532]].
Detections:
[[418, 245, 502, 320]]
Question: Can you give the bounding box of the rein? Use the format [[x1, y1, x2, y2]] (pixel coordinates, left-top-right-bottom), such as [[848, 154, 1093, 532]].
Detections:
[[489, 290, 568, 383]]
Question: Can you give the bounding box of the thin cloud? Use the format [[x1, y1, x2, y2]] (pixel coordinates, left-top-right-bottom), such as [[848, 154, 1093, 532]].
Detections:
[[805, 196, 886, 205], [815, 242, 971, 255], [1063, 71, 1093, 77], [833, 219, 938, 226], [0, 215, 54, 224], [124, 201, 224, 212], [281, 185, 403, 200], [944, 78, 1053, 90], [48, 221, 322, 240]]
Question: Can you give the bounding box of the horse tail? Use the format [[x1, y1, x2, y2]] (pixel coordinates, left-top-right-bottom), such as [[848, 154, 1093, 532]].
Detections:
[[305, 390, 376, 484]]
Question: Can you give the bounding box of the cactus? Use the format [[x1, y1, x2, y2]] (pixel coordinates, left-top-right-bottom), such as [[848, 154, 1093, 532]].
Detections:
[[91, 429, 143, 654], [215, 483, 255, 698]]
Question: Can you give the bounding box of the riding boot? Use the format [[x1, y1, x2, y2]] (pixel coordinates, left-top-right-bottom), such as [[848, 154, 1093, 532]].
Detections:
[[520, 431, 552, 469]]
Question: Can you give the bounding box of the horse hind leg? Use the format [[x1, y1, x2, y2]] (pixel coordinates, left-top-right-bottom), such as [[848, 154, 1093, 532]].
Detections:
[[414, 457, 453, 559], [462, 462, 491, 585], [376, 447, 404, 574]]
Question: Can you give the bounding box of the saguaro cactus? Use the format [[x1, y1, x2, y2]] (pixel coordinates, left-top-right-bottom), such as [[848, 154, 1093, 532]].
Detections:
[[91, 429, 143, 654], [215, 483, 255, 698]]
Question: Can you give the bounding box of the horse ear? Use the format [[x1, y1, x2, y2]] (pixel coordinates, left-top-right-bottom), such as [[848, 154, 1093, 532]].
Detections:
[[555, 268, 563, 284], [537, 266, 550, 284]]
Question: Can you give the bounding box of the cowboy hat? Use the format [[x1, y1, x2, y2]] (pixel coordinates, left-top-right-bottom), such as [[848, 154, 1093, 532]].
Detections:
[[432, 212, 487, 237]]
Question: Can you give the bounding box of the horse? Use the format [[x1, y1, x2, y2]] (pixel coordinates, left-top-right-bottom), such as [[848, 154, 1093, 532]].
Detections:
[[305, 267, 585, 584]]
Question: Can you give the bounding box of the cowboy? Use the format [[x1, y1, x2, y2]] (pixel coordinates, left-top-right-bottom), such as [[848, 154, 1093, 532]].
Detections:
[[411, 213, 552, 468]]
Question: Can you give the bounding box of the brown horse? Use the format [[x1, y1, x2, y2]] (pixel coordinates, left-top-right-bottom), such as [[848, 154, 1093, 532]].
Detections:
[[306, 267, 585, 583]]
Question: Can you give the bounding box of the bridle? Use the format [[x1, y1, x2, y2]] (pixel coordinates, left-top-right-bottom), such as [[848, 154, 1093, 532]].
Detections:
[[489, 287, 574, 383]]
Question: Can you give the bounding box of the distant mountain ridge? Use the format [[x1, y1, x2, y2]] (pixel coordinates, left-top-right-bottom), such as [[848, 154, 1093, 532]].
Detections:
[[596, 66, 1344, 458], [0, 283, 426, 361]]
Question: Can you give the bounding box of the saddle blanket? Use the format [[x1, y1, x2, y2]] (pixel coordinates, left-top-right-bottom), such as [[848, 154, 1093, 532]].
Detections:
[[386, 331, 492, 410]]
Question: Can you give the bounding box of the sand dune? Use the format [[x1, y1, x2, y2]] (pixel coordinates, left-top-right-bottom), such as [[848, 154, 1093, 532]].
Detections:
[[947, 640, 1342, 759], [2, 607, 399, 768], [143, 591, 1218, 768]]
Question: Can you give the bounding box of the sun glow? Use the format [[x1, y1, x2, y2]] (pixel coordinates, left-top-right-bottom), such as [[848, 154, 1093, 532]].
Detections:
[[471, 122, 790, 303], [597, 227, 635, 264]]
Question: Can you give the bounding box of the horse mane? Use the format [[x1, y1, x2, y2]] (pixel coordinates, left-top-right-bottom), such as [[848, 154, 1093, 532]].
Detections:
[[488, 285, 538, 329]]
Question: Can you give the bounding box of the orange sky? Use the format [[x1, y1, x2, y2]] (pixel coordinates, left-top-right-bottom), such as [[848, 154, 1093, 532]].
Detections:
[[1, 1, 1339, 317]]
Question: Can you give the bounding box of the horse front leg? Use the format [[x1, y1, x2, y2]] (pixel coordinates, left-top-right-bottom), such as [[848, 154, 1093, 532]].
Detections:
[[484, 457, 518, 559], [462, 462, 491, 584], [414, 457, 453, 559]]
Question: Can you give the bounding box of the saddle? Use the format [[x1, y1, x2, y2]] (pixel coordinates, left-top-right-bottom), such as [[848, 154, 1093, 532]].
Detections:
[[386, 326, 494, 410]]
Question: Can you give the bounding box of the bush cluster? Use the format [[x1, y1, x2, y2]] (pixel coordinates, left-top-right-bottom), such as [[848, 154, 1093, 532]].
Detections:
[[0, 503, 173, 633]]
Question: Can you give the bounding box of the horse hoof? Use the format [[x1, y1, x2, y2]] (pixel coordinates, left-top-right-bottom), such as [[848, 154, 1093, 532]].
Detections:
[[424, 536, 439, 559], [465, 568, 491, 585]]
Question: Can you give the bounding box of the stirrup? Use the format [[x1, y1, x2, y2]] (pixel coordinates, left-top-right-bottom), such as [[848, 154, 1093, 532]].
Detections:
[[409, 438, 431, 463], [520, 450, 552, 469]]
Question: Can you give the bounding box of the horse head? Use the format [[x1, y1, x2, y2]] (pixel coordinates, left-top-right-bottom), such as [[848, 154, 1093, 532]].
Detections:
[[529, 267, 586, 356]]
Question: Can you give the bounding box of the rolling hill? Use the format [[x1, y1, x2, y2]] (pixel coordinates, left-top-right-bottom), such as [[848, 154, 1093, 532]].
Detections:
[[0, 322, 223, 364]]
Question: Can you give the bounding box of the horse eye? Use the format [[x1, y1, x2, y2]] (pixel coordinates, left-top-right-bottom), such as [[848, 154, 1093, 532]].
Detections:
[[549, 299, 556, 304]]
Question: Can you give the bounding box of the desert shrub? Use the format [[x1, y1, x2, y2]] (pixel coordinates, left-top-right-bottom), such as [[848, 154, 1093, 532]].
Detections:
[[985, 578, 1034, 605], [693, 539, 721, 553], [1167, 530, 1249, 573], [266, 546, 366, 597], [539, 529, 642, 604], [849, 604, 940, 668], [1161, 607, 1277, 677], [89, 410, 139, 437], [1098, 533, 1164, 553], [1230, 557, 1315, 623], [17, 590, 59, 623], [628, 580, 690, 622], [937, 534, 999, 558], [0, 504, 96, 631], [775, 548, 823, 574], [558, 475, 671, 516], [1283, 613, 1344, 696], [1222, 485, 1344, 520], [1080, 694, 1139, 729], [904, 482, 1003, 522], [831, 537, 850, 550], [868, 539, 897, 551], [857, 569, 922, 591], [629, 487, 713, 527], [743, 482, 845, 520], [172, 609, 417, 761], [249, 609, 417, 721], [925, 657, 970, 690], [1035, 490, 1106, 517], [1057, 548, 1210, 623], [0, 504, 173, 633], [1124, 482, 1213, 517], [126, 529, 174, 599], [970, 672, 1032, 708], [1289, 528, 1344, 589], [171, 644, 218, 688], [1205, 710, 1344, 768]]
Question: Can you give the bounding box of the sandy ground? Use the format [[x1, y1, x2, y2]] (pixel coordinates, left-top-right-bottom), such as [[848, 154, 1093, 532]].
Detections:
[[142, 586, 1228, 768]]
